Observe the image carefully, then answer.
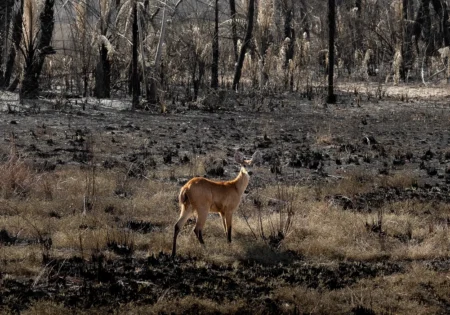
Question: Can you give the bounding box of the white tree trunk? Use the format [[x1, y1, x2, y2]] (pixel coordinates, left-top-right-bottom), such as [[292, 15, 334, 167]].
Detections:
[[154, 0, 167, 75]]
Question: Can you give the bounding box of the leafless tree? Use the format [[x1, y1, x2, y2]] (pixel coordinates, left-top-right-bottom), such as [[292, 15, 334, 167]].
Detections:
[[0, 0, 447, 105], [148, 0, 168, 105], [2, 0, 23, 90], [327, 0, 336, 103], [0, 0, 15, 86], [94, 1, 118, 99], [20, 0, 55, 99], [232, 0, 255, 91], [229, 0, 238, 64], [211, 0, 219, 89], [131, 0, 139, 109]]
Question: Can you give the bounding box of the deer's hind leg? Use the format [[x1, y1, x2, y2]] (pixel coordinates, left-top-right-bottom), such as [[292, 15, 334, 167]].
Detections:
[[172, 203, 193, 257], [225, 211, 233, 243], [193, 207, 208, 245]]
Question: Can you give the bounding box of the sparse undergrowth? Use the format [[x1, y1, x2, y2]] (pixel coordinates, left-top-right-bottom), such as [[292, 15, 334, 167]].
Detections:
[[2, 93, 450, 314], [1, 150, 449, 314]]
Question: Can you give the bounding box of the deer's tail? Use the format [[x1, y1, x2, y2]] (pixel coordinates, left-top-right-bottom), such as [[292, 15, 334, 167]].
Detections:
[[179, 187, 189, 205]]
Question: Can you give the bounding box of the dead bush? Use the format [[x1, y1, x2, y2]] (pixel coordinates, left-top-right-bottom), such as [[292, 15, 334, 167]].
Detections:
[[0, 156, 35, 199]]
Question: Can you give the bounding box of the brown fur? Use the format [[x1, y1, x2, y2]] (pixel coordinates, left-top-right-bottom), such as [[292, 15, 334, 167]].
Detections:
[[172, 167, 250, 257]]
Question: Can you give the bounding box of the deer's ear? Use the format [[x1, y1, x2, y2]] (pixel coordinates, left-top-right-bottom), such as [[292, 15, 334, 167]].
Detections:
[[234, 151, 244, 165]]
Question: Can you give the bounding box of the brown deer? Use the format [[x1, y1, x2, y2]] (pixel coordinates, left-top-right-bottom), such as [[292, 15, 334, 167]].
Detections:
[[171, 151, 259, 257]]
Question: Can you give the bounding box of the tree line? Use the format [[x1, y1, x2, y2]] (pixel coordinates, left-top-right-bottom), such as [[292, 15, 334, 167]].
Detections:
[[0, 0, 448, 107]]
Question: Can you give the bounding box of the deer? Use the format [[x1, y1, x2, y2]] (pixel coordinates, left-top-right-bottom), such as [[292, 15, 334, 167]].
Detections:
[[171, 151, 260, 257]]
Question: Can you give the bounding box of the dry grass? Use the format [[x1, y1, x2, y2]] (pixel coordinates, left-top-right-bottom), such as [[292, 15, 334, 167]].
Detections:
[[318, 169, 418, 200], [1, 146, 450, 314], [0, 156, 36, 199], [315, 129, 335, 145], [282, 200, 387, 260], [0, 157, 179, 277], [378, 170, 418, 189], [272, 264, 450, 314], [1, 158, 448, 270], [318, 170, 376, 198]]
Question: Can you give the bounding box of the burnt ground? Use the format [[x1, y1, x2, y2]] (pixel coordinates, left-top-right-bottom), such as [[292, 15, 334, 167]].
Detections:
[[3, 90, 450, 205], [1, 252, 404, 313], [1, 87, 450, 313]]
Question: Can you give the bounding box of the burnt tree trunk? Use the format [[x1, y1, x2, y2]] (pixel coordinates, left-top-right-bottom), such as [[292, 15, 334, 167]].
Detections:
[[414, 0, 431, 54], [413, 0, 450, 56], [430, 0, 450, 46], [211, 0, 219, 89], [284, 8, 295, 67], [193, 59, 205, 100], [20, 0, 55, 99], [232, 0, 255, 91], [128, 62, 132, 96], [0, 0, 15, 86], [283, 4, 295, 90], [94, 44, 111, 98], [132, 1, 139, 109], [327, 0, 336, 104], [401, 0, 414, 80], [229, 0, 238, 63], [299, 0, 309, 44], [3, 0, 23, 89], [148, 1, 167, 106], [353, 0, 363, 50]]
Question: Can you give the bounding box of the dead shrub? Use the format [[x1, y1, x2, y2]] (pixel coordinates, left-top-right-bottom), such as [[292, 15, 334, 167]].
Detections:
[[321, 170, 375, 199], [34, 173, 55, 201], [378, 171, 417, 189], [106, 229, 135, 257], [0, 156, 35, 199], [242, 184, 300, 249]]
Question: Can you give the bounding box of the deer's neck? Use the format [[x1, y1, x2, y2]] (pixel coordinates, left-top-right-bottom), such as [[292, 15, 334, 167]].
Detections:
[[234, 171, 250, 195]]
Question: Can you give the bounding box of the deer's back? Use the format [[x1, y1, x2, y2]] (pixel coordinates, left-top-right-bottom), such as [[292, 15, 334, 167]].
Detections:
[[183, 177, 240, 210]]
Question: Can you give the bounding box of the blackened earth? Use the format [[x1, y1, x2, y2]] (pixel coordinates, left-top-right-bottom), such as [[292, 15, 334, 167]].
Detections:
[[2, 90, 450, 313]]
